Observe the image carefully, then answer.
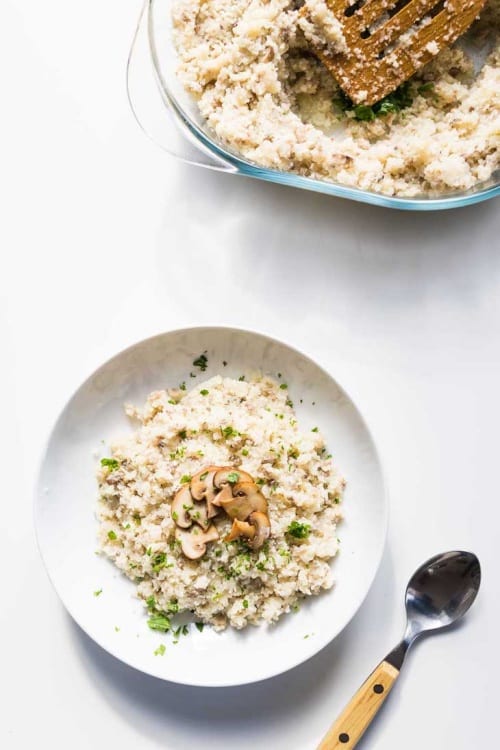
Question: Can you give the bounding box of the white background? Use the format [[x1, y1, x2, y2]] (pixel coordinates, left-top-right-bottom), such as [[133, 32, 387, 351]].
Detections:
[[1, 1, 499, 748]]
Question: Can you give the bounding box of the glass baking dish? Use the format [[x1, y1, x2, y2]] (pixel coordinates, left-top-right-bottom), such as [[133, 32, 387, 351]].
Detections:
[[127, 0, 500, 210]]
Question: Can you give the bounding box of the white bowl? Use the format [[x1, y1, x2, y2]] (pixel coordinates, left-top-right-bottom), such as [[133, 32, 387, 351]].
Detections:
[[34, 327, 387, 687]]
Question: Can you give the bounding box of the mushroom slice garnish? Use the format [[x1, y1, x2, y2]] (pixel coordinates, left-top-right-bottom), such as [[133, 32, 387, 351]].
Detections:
[[171, 485, 194, 528], [211, 483, 233, 507], [247, 511, 271, 550], [191, 465, 220, 499], [190, 500, 210, 531], [175, 524, 219, 560], [225, 518, 256, 543], [225, 512, 271, 549], [191, 465, 221, 518], [214, 468, 253, 489], [214, 482, 267, 521]]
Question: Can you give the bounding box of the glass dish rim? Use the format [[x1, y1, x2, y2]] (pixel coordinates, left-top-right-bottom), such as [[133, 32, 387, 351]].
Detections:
[[147, 0, 500, 211]]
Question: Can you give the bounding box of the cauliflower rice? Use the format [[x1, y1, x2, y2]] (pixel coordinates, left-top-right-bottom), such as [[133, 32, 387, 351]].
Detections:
[[97, 375, 345, 630], [172, 0, 500, 196]]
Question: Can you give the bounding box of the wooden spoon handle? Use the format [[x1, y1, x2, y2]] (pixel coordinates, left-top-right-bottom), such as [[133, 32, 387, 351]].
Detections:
[[317, 660, 400, 750]]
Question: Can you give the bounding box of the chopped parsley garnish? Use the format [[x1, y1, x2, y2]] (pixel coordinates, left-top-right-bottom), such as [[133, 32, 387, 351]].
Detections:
[[195, 622, 204, 632], [154, 644, 166, 656], [133, 513, 141, 526], [279, 383, 288, 390], [241, 448, 249, 456], [167, 599, 179, 614], [146, 595, 156, 610], [172, 511, 179, 521], [180, 475, 191, 484], [179, 381, 186, 391], [100, 457, 120, 471], [93, 589, 102, 597], [221, 425, 237, 439], [418, 81, 435, 94], [114, 626, 120, 632], [227, 471, 239, 484], [286, 398, 294, 408], [178, 429, 187, 440], [147, 614, 171, 632], [146, 547, 152, 556], [193, 353, 208, 371], [199, 471, 208, 480], [152, 552, 168, 572], [256, 478, 265, 486], [238, 375, 245, 381], [168, 399, 177, 405], [334, 82, 414, 121], [200, 389, 209, 396], [311, 427, 319, 432], [243, 599, 249, 609], [287, 521, 311, 539], [107, 530, 117, 541], [182, 624, 189, 636]]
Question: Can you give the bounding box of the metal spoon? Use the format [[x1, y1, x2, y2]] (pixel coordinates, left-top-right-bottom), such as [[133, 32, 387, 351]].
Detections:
[[317, 550, 481, 750]]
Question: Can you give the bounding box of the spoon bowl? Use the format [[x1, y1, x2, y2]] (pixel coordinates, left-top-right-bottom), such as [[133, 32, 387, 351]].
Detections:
[[405, 550, 481, 633]]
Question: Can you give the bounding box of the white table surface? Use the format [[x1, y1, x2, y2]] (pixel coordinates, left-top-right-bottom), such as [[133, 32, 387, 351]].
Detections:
[[2, 1, 499, 748]]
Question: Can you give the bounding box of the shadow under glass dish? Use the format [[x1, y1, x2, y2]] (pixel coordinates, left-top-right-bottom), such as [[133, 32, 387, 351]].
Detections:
[[127, 0, 500, 211]]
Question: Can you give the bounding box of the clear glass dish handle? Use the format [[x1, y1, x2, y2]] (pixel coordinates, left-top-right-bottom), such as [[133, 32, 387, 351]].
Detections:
[[126, 0, 236, 172]]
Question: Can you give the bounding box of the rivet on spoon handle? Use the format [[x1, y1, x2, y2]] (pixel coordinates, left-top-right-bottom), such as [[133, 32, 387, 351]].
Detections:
[[317, 660, 399, 749]]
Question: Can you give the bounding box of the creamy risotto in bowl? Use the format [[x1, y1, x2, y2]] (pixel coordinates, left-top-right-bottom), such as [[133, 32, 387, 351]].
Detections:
[[171, 0, 499, 197], [35, 327, 387, 686], [97, 374, 345, 631]]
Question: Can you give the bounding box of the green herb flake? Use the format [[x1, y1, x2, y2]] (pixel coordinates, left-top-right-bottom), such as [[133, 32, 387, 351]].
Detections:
[[227, 471, 239, 484], [180, 475, 191, 485], [100, 457, 120, 471], [241, 448, 249, 456], [418, 81, 435, 94], [133, 514, 142, 526], [178, 429, 187, 440], [172, 511, 179, 522], [279, 383, 288, 390], [193, 353, 208, 371], [107, 530, 117, 541], [311, 427, 319, 433], [195, 622, 204, 632], [152, 552, 168, 572], [154, 644, 166, 656], [200, 389, 209, 396], [182, 624, 189, 636], [179, 381, 186, 391], [238, 375, 245, 381], [221, 426, 237, 439], [243, 599, 249, 609], [146, 547, 152, 556], [93, 589, 102, 597], [146, 596, 156, 610], [287, 521, 311, 540], [114, 626, 120, 632], [147, 614, 171, 632]]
